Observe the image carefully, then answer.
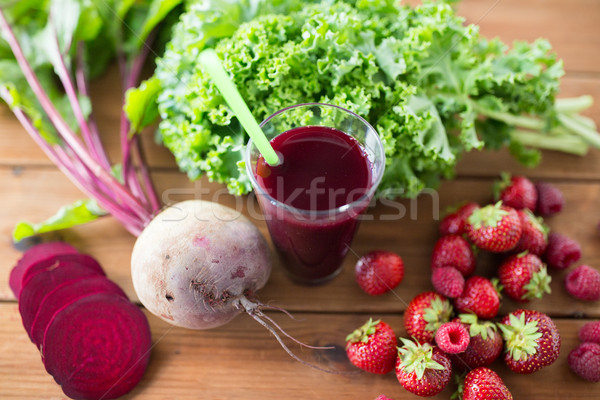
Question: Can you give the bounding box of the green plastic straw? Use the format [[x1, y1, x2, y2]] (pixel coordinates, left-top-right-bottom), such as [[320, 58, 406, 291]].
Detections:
[[198, 49, 280, 166]]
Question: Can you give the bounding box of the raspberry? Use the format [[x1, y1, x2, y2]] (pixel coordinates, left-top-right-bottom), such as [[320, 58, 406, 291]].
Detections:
[[565, 265, 600, 301], [431, 266, 465, 298], [435, 322, 470, 354], [568, 342, 600, 382], [355, 251, 404, 295], [544, 232, 581, 269], [579, 321, 600, 344], [535, 182, 564, 216], [374, 396, 394, 400]]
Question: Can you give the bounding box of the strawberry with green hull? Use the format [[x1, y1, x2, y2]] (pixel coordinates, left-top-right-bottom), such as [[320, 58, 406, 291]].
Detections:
[[513, 210, 549, 256], [439, 202, 479, 237], [454, 276, 501, 319], [450, 314, 503, 372], [395, 338, 452, 397], [355, 251, 404, 296], [458, 367, 513, 400], [431, 235, 476, 277], [404, 292, 453, 344], [498, 252, 552, 302], [493, 173, 537, 211], [499, 309, 561, 374], [466, 202, 522, 253], [345, 319, 397, 374]]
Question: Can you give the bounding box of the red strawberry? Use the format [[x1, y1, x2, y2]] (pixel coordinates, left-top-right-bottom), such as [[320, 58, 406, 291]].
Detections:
[[535, 182, 564, 216], [460, 367, 513, 400], [431, 235, 476, 277], [565, 265, 600, 301], [439, 202, 479, 236], [579, 321, 600, 344], [395, 338, 452, 397], [345, 319, 397, 374], [435, 322, 470, 354], [498, 252, 551, 302], [513, 210, 548, 256], [355, 251, 404, 296], [404, 292, 453, 343], [431, 266, 465, 298], [499, 309, 561, 374], [454, 276, 501, 319], [568, 342, 600, 382], [493, 173, 537, 211], [450, 314, 503, 371], [544, 232, 581, 269], [466, 202, 522, 253]]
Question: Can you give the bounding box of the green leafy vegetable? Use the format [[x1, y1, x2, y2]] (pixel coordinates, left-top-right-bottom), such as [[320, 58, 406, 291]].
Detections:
[[148, 0, 600, 198], [13, 199, 107, 242]]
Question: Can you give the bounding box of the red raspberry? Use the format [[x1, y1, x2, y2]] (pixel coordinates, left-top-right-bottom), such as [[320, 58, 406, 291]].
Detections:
[[579, 321, 600, 344], [431, 235, 476, 277], [435, 322, 470, 354], [544, 232, 581, 269], [568, 342, 600, 382], [535, 182, 564, 216], [374, 396, 394, 400], [565, 265, 600, 301], [431, 266, 465, 298], [355, 251, 404, 295]]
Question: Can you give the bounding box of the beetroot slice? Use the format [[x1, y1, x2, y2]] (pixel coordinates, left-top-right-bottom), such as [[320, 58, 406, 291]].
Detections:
[[30, 276, 128, 348], [42, 293, 151, 400], [9, 242, 78, 298], [21, 253, 104, 289], [19, 256, 106, 338]]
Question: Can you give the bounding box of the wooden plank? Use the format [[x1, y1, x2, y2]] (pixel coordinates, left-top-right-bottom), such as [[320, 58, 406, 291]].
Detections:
[[0, 302, 597, 399], [2, 168, 599, 318]]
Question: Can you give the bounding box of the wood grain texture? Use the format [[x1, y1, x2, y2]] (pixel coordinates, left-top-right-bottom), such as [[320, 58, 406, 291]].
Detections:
[[0, 303, 597, 400]]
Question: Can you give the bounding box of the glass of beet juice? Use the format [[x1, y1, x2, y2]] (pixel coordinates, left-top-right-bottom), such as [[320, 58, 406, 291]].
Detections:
[[245, 103, 385, 284]]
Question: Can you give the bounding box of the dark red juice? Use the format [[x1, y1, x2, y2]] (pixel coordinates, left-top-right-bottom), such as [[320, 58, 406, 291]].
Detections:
[[255, 126, 372, 283]]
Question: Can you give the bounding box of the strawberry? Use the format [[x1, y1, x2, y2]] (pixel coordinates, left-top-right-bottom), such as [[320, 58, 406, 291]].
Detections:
[[513, 209, 548, 256], [395, 338, 452, 397], [579, 321, 600, 344], [454, 276, 501, 319], [434, 322, 470, 354], [460, 367, 513, 400], [404, 292, 453, 343], [345, 318, 397, 374], [568, 342, 600, 382], [535, 182, 564, 216], [493, 173, 537, 211], [355, 251, 404, 296], [431, 266, 465, 298], [499, 309, 561, 374], [498, 252, 551, 302], [450, 314, 503, 371], [465, 202, 522, 253], [439, 202, 479, 236], [565, 265, 600, 301], [431, 234, 476, 277], [544, 232, 581, 269]]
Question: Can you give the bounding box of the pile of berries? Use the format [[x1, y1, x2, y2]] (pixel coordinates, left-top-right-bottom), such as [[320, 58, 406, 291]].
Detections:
[[347, 174, 600, 399]]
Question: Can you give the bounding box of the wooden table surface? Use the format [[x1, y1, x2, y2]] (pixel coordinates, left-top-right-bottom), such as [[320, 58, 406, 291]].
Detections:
[[1, 0, 600, 399]]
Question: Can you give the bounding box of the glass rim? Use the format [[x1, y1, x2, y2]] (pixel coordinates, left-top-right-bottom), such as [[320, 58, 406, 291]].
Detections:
[[244, 102, 386, 217]]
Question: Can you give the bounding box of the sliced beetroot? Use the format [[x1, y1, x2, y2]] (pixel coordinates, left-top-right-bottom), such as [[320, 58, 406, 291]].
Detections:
[[42, 293, 151, 400], [19, 255, 106, 337], [9, 242, 78, 298], [30, 276, 128, 348], [21, 253, 104, 289]]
